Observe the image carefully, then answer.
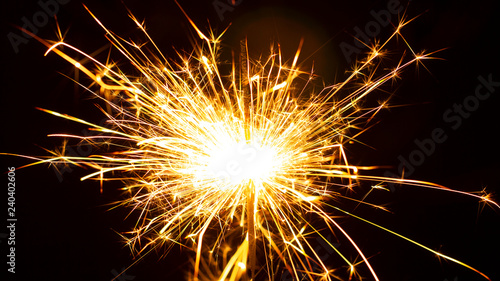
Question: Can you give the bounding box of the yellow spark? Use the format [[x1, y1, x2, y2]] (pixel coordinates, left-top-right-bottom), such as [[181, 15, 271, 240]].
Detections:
[[271, 81, 287, 91], [237, 262, 246, 270]]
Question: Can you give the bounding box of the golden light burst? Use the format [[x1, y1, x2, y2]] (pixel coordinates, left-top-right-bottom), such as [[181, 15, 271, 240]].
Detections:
[[10, 3, 499, 281]]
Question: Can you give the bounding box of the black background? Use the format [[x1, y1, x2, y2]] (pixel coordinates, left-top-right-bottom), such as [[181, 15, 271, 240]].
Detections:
[[1, 0, 499, 281]]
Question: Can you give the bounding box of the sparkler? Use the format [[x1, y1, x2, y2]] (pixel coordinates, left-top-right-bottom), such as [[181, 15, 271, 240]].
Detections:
[[8, 2, 499, 281]]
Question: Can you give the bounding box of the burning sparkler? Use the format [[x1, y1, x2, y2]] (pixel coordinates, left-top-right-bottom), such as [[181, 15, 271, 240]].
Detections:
[[8, 2, 499, 281]]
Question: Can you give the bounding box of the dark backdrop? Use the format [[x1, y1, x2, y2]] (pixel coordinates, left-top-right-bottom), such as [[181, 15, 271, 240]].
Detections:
[[1, 0, 499, 281]]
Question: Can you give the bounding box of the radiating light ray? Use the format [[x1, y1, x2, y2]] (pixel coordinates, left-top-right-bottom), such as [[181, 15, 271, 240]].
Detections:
[[4, 3, 498, 281]]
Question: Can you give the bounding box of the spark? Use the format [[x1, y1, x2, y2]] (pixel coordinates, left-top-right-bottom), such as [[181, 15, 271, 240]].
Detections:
[[7, 3, 499, 281]]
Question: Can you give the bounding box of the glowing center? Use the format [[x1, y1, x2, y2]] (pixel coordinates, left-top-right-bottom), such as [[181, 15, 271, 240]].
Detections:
[[207, 141, 276, 184]]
